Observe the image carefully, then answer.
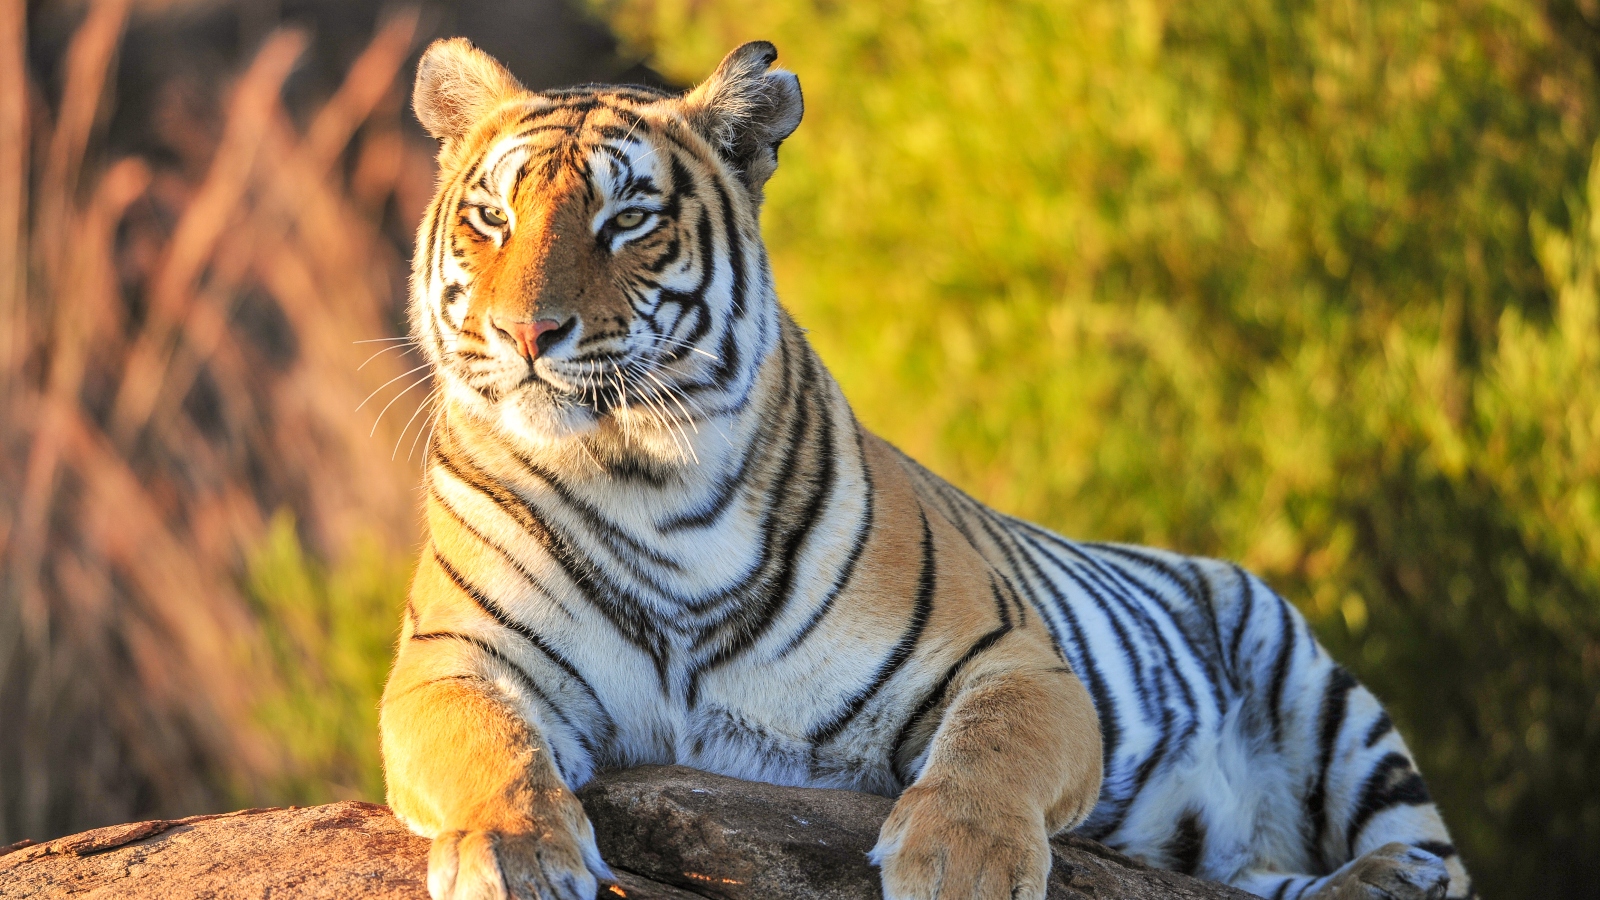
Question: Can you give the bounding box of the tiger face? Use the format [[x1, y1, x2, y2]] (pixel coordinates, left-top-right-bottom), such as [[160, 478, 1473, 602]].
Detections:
[[410, 39, 802, 461]]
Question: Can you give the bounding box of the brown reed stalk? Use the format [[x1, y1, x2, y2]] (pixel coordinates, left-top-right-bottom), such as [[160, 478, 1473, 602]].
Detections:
[[0, 2, 430, 842]]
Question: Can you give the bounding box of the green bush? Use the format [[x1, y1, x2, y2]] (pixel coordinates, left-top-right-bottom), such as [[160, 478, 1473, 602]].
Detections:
[[593, 1, 1599, 895], [243, 514, 410, 806]]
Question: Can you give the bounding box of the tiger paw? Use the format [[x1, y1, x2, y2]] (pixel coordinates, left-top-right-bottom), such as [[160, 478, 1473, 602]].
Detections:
[[1321, 843, 1449, 900], [427, 813, 611, 900], [869, 781, 1051, 900]]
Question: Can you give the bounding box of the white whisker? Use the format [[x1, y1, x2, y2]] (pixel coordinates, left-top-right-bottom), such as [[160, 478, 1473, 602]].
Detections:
[[394, 385, 441, 461], [359, 341, 417, 371], [420, 409, 441, 466], [638, 366, 700, 435], [357, 362, 434, 412], [370, 372, 434, 437], [635, 332, 722, 363]]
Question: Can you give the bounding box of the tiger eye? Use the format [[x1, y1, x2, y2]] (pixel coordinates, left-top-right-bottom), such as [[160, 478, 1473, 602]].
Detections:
[[612, 210, 646, 229], [479, 206, 508, 227]]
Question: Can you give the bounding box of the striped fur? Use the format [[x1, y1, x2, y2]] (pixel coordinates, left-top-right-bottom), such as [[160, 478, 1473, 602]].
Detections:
[[381, 39, 1472, 900]]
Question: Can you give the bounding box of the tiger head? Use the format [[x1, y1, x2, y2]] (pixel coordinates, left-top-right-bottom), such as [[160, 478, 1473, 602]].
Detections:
[[409, 38, 803, 463]]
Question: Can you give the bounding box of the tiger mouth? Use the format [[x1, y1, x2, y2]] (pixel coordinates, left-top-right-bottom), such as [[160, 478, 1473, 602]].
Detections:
[[462, 357, 657, 421]]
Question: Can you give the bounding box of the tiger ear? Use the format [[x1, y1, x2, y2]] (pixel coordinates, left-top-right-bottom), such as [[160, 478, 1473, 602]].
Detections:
[[681, 41, 804, 199], [413, 38, 524, 144]]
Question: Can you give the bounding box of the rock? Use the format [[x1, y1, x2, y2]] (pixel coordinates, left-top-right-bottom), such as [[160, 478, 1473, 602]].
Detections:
[[579, 767, 1258, 900], [0, 803, 432, 900], [0, 766, 1255, 900]]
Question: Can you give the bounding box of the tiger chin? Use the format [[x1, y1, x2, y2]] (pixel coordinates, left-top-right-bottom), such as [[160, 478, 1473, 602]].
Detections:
[[381, 37, 1472, 900]]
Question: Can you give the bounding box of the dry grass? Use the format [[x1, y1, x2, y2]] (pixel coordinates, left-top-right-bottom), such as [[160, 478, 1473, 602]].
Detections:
[[0, 0, 437, 841]]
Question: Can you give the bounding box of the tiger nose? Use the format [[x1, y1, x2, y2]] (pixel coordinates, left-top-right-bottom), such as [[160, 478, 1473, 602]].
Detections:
[[494, 316, 570, 360]]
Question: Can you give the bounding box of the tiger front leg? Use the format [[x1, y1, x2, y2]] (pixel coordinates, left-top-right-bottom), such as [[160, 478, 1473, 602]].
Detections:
[[872, 643, 1103, 900], [381, 644, 610, 900]]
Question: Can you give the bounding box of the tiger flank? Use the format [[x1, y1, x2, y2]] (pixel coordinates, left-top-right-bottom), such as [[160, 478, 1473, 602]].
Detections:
[[380, 38, 1472, 900]]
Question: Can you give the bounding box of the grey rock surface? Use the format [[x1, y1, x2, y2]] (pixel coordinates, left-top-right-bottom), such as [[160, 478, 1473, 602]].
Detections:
[[0, 765, 1255, 899], [581, 766, 1258, 900]]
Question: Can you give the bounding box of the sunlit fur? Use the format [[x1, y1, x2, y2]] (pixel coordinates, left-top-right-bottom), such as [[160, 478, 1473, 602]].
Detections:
[[381, 38, 1473, 900]]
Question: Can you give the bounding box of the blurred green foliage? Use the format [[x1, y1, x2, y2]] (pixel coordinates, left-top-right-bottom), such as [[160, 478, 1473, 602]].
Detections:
[[591, 0, 1600, 895], [243, 514, 408, 807], [239, 0, 1600, 892]]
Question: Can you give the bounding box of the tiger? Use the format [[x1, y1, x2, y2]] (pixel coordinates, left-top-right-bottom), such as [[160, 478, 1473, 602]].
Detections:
[[380, 37, 1474, 900]]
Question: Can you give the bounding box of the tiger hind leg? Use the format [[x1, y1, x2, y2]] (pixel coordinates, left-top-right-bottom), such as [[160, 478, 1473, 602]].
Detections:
[[1216, 575, 1473, 900], [1233, 843, 1450, 900], [1221, 668, 1474, 900]]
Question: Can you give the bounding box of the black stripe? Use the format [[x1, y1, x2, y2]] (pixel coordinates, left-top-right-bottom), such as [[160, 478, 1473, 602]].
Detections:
[[1057, 544, 1207, 738], [1020, 534, 1159, 724], [1345, 752, 1432, 852], [426, 546, 616, 741], [658, 433, 763, 532], [1414, 841, 1456, 860], [712, 176, 750, 323], [807, 508, 936, 744], [1165, 809, 1206, 876], [1105, 547, 1231, 710], [684, 342, 835, 702], [407, 629, 584, 779], [424, 484, 573, 618], [888, 624, 1013, 786], [1117, 707, 1175, 828], [507, 449, 686, 575], [653, 155, 715, 345], [1363, 712, 1394, 748], [430, 433, 670, 679], [988, 571, 1013, 630], [773, 420, 877, 658], [984, 530, 1121, 823], [1267, 596, 1297, 746], [1076, 553, 1205, 751], [1306, 667, 1358, 868], [1226, 565, 1257, 680]]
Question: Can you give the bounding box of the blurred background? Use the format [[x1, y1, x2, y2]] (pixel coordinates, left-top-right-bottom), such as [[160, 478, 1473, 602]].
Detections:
[[0, 0, 1596, 896]]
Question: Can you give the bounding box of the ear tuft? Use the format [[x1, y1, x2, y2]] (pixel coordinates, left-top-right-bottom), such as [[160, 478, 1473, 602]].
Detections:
[[413, 38, 524, 143], [681, 41, 804, 198]]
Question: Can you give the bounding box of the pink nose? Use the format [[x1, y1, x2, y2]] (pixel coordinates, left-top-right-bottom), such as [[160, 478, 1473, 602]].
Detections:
[[496, 317, 566, 360]]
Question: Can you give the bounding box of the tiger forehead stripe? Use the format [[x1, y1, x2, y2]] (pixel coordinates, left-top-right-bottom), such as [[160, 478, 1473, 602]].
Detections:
[[457, 104, 671, 203]]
